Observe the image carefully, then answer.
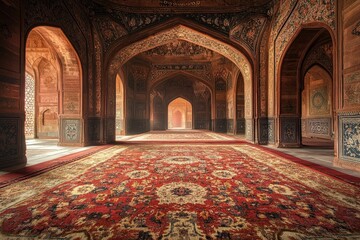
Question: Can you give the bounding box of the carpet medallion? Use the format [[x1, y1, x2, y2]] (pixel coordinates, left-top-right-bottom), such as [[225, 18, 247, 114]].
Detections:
[[0, 144, 359, 239]]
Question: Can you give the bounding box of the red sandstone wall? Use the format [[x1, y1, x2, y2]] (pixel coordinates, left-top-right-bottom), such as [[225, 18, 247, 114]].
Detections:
[[0, 0, 26, 168]]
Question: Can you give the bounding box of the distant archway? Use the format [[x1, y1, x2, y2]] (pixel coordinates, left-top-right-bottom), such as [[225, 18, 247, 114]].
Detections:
[[168, 98, 192, 129], [150, 75, 210, 131]]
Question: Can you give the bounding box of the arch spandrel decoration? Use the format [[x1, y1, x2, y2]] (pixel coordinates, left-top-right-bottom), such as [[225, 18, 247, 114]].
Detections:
[[106, 25, 253, 141], [34, 27, 82, 79]]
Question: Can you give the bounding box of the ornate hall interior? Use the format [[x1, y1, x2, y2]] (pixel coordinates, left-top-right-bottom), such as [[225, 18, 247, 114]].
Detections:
[[0, 0, 359, 239], [1, 0, 359, 172]]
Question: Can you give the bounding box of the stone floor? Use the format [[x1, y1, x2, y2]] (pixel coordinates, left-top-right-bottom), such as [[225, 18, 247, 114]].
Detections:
[[0, 139, 93, 175], [264, 146, 360, 177], [1, 133, 359, 178]]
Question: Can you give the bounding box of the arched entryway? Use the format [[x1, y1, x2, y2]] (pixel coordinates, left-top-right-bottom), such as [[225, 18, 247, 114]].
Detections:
[[277, 26, 334, 148], [105, 24, 253, 142], [115, 74, 125, 136], [168, 98, 193, 129], [150, 75, 211, 131], [25, 26, 83, 145], [301, 65, 333, 147]]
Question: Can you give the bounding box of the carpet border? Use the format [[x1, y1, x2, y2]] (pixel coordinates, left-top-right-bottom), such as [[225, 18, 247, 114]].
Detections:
[[250, 143, 360, 187], [0, 145, 112, 188]]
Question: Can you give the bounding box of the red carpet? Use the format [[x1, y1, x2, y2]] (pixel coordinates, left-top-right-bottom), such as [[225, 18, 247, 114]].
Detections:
[[0, 143, 359, 239]]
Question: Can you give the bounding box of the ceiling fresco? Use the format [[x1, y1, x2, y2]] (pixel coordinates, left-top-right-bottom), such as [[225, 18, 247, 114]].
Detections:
[[131, 40, 226, 88], [87, 0, 271, 56], [143, 40, 210, 56]]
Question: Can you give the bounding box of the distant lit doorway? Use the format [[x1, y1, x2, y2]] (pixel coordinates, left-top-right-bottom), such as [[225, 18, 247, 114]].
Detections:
[[168, 98, 192, 129], [116, 74, 125, 136]]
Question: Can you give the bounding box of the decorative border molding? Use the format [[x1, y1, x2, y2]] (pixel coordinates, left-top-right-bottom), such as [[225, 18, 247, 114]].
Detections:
[[0, 118, 20, 160], [259, 117, 268, 144], [344, 71, 360, 106], [246, 118, 253, 141], [268, 118, 275, 144], [306, 118, 331, 137], [279, 117, 299, 145], [88, 117, 101, 142], [230, 15, 267, 53], [61, 119, 81, 143], [338, 114, 360, 163], [258, 117, 275, 144]]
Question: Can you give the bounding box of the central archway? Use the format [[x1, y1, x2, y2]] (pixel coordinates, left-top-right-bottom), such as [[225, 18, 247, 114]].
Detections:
[[168, 98, 193, 129], [106, 24, 253, 142], [150, 74, 211, 131]]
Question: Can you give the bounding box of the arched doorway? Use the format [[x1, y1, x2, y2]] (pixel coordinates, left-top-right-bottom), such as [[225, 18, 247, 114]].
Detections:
[[277, 27, 334, 148], [301, 65, 333, 147], [25, 26, 83, 145], [150, 75, 211, 131], [115, 74, 125, 136], [106, 24, 253, 142], [235, 73, 245, 135], [168, 98, 193, 129]]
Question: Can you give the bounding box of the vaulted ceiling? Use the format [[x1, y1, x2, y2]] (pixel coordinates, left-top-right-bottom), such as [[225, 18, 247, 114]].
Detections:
[[87, 0, 265, 101], [127, 38, 235, 92]]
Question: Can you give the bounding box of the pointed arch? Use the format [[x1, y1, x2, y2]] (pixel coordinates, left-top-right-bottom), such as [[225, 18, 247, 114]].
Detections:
[[301, 64, 333, 147], [105, 23, 253, 142], [25, 26, 83, 145], [277, 25, 334, 148], [109, 25, 252, 118], [150, 74, 211, 131], [168, 97, 193, 129]]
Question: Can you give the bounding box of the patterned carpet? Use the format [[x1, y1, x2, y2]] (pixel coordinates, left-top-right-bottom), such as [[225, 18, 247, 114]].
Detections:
[[0, 143, 359, 239]]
